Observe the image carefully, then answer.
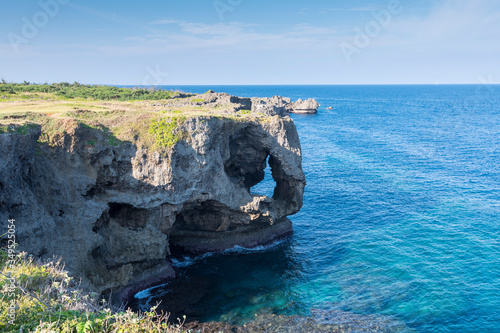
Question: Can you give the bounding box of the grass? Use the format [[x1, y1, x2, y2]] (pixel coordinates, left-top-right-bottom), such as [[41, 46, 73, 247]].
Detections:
[[0, 82, 181, 102], [0, 123, 38, 134], [0, 247, 188, 333], [148, 116, 187, 148], [0, 83, 274, 153], [0, 110, 270, 151]]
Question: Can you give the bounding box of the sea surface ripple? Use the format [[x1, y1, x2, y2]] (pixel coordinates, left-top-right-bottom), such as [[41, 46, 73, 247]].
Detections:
[[135, 85, 500, 333]]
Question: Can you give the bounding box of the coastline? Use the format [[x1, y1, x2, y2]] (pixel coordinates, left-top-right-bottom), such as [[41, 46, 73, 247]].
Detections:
[[0, 83, 309, 331]]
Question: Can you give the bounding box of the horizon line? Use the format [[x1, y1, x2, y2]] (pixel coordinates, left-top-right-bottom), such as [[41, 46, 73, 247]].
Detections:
[[111, 83, 500, 86], [5, 82, 500, 86]]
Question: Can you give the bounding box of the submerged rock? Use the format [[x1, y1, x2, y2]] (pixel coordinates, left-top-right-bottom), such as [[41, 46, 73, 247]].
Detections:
[[189, 310, 414, 333]]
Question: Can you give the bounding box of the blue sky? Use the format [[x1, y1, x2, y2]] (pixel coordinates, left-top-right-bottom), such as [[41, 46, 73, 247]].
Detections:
[[1, 0, 499, 84]]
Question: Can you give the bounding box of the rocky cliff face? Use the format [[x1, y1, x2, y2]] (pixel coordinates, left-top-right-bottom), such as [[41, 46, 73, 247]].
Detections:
[[0, 114, 305, 301]]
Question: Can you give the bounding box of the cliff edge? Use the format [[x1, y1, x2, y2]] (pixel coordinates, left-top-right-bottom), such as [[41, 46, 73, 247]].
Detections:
[[0, 91, 306, 304]]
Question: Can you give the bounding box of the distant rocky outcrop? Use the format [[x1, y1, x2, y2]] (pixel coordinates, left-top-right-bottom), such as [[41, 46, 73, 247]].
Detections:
[[163, 91, 252, 113], [250, 96, 292, 116], [162, 91, 320, 116], [292, 98, 320, 114]]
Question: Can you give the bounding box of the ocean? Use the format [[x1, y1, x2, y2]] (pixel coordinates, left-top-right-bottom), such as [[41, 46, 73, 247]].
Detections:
[[131, 85, 500, 332]]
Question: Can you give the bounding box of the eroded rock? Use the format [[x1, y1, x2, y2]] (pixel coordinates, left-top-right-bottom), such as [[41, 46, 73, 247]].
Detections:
[[0, 112, 305, 301], [161, 91, 320, 116], [251, 96, 292, 116]]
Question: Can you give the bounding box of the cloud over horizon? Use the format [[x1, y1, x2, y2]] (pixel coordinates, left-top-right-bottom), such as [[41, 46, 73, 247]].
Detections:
[[1, 0, 498, 84]]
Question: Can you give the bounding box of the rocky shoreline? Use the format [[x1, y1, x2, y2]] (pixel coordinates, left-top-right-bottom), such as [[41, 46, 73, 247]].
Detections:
[[0, 91, 317, 306], [0, 89, 418, 332]]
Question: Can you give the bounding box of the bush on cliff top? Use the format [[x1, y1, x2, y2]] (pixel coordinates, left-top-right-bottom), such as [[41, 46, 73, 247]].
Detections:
[[0, 82, 177, 101], [149, 116, 187, 148], [0, 123, 38, 135], [0, 248, 187, 333]]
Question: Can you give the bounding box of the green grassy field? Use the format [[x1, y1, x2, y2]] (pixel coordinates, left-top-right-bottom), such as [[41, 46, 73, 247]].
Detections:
[[0, 82, 179, 101], [0, 82, 264, 151]]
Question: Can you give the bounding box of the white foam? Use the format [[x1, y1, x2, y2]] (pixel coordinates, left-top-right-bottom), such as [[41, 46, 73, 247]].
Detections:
[[133, 282, 170, 300], [171, 239, 287, 267], [134, 289, 152, 299], [171, 252, 215, 267]]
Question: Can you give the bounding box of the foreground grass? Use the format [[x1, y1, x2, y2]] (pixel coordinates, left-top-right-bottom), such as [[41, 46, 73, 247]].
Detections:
[[0, 248, 188, 333]]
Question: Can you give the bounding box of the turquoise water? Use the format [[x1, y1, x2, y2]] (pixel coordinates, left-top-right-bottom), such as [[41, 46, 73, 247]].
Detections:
[[134, 85, 500, 332]]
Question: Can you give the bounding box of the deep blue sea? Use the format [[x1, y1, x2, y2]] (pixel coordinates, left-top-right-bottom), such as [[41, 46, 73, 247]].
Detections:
[[133, 85, 500, 332]]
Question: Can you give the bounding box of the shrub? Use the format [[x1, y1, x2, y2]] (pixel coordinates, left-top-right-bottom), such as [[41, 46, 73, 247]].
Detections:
[[0, 248, 187, 332], [148, 116, 187, 148], [0, 82, 179, 101], [0, 123, 38, 135]]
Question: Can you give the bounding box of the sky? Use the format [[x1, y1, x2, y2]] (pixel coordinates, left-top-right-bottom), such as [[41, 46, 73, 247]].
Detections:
[[1, 0, 499, 85]]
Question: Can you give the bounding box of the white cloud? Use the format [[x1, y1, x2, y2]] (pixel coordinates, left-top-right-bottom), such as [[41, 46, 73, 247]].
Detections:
[[4, 0, 499, 84], [287, 24, 339, 36], [384, 0, 500, 51], [68, 3, 162, 34], [109, 21, 342, 56], [178, 22, 247, 35], [301, 6, 378, 15], [151, 19, 178, 25], [327, 6, 379, 12]]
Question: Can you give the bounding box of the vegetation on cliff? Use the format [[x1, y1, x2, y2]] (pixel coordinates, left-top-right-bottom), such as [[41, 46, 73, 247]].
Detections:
[[0, 248, 188, 333], [149, 116, 188, 148], [0, 83, 269, 153], [0, 83, 303, 333], [0, 82, 178, 101], [0, 123, 38, 135]]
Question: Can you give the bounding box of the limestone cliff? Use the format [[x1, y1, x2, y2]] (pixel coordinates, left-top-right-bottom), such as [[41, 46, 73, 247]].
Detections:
[[0, 110, 305, 301]]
